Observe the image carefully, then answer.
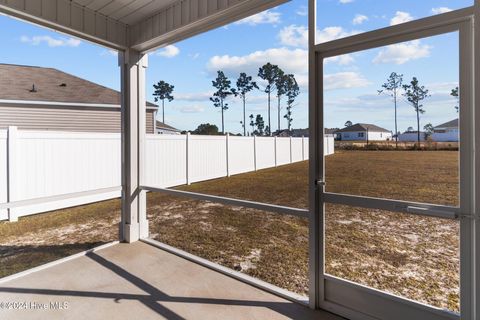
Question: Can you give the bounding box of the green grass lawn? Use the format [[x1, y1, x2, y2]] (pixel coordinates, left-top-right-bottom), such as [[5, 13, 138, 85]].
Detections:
[[0, 150, 460, 312]]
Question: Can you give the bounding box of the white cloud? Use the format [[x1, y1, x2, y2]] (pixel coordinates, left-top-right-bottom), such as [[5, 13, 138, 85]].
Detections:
[[189, 53, 200, 59], [176, 92, 213, 102], [296, 6, 308, 16], [207, 47, 307, 79], [325, 54, 355, 65], [317, 26, 360, 43], [278, 25, 308, 48], [278, 25, 359, 48], [178, 105, 205, 113], [390, 11, 413, 26], [20, 35, 81, 47], [352, 14, 368, 25], [207, 45, 356, 91], [427, 82, 459, 95], [431, 7, 452, 15], [156, 45, 180, 58], [235, 10, 281, 26], [324, 72, 370, 90], [373, 40, 431, 64], [339, 0, 353, 3]]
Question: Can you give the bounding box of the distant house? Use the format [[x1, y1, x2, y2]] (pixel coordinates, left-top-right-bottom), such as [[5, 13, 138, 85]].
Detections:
[[273, 128, 339, 138], [274, 128, 309, 137], [398, 130, 427, 142], [431, 119, 459, 142], [0, 64, 158, 133], [156, 121, 181, 135], [335, 123, 392, 141], [325, 128, 339, 140]]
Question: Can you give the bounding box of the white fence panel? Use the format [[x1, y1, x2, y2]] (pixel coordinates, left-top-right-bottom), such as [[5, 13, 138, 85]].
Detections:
[[145, 135, 187, 187], [255, 137, 276, 170], [189, 135, 227, 183], [291, 138, 304, 162], [10, 130, 121, 217], [0, 130, 7, 220], [0, 127, 333, 221], [275, 137, 291, 166], [303, 138, 309, 160], [325, 136, 334, 156], [228, 136, 255, 175]]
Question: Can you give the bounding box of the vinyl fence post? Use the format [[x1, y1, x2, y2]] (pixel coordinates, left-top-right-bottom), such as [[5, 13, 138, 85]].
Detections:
[[324, 136, 328, 156], [7, 126, 18, 222], [302, 135, 305, 160], [274, 136, 278, 167], [290, 136, 293, 163], [253, 135, 257, 171], [226, 133, 230, 177], [186, 132, 191, 185]]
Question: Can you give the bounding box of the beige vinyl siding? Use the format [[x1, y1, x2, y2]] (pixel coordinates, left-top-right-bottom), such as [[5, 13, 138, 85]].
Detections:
[[146, 111, 154, 134], [0, 104, 155, 133]]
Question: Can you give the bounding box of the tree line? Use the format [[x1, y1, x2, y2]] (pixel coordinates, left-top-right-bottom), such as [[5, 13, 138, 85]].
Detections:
[[210, 63, 299, 135], [152, 62, 300, 136], [376, 73, 458, 145]]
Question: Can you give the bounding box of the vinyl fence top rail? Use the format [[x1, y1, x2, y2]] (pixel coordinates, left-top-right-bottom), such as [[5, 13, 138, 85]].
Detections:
[[0, 186, 122, 210], [140, 185, 310, 218]]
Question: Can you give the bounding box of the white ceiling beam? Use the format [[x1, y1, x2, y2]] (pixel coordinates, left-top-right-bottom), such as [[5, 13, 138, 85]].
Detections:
[[128, 0, 289, 52], [0, 0, 128, 50]]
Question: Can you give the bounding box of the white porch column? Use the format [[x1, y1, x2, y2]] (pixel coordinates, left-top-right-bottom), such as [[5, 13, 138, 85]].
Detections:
[[119, 49, 149, 243]]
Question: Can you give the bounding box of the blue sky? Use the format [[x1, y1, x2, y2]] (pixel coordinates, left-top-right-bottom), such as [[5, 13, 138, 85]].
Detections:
[[0, 0, 473, 134]]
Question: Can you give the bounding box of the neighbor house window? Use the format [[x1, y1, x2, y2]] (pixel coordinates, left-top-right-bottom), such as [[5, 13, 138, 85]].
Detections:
[[358, 132, 364, 138]]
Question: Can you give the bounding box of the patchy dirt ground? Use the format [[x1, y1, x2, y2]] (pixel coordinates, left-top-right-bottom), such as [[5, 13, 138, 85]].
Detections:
[[0, 199, 120, 278], [147, 198, 310, 294], [0, 150, 460, 312]]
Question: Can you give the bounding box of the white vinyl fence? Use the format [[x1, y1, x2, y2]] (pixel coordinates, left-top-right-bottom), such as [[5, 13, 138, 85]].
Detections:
[[0, 127, 334, 221]]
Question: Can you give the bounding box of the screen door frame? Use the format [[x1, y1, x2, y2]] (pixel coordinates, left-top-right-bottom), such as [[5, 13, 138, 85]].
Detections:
[[308, 4, 476, 320]]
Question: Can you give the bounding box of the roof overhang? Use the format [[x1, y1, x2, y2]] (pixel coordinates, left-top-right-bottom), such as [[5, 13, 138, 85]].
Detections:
[[0, 0, 288, 52], [0, 99, 158, 110]]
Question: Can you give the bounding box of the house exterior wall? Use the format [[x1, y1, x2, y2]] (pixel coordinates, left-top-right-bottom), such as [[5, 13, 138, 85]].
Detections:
[[431, 130, 459, 142], [398, 132, 426, 142], [339, 131, 392, 141], [0, 104, 155, 133]]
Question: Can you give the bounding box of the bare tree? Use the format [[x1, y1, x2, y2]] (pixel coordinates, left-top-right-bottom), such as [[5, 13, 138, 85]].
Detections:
[[258, 63, 279, 136], [283, 74, 299, 131], [249, 114, 255, 135], [403, 77, 430, 144], [451, 86, 459, 113], [234, 73, 258, 136], [274, 68, 287, 132], [247, 113, 266, 136], [379, 72, 403, 148], [210, 71, 234, 134]]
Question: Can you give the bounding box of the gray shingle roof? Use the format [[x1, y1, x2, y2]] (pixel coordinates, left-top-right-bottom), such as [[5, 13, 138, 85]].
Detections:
[[434, 119, 458, 129], [0, 63, 157, 107], [156, 121, 180, 131], [336, 123, 390, 133]]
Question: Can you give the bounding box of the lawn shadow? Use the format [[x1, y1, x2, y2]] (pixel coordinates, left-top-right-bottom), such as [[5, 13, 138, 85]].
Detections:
[[0, 242, 110, 278]]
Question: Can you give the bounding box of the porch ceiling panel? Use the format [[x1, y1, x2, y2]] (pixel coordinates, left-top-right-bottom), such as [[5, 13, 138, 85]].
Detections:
[[128, 0, 288, 52], [0, 0, 288, 52], [0, 0, 128, 49], [90, 0, 178, 25]]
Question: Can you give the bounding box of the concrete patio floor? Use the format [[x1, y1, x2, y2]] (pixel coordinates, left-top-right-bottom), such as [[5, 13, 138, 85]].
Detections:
[[0, 241, 342, 320]]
